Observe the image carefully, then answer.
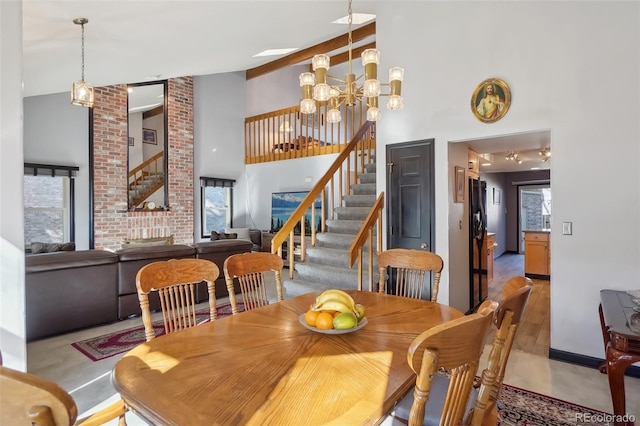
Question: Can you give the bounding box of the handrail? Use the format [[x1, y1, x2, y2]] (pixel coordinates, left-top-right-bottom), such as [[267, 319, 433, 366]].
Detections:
[[271, 121, 375, 277], [129, 151, 163, 178], [129, 152, 164, 206], [348, 193, 384, 291]]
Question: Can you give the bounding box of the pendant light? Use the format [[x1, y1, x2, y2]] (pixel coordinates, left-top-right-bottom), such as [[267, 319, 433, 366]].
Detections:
[[71, 18, 94, 107]]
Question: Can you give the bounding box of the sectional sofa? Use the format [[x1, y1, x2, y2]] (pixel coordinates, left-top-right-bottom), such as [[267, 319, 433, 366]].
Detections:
[[25, 237, 259, 341]]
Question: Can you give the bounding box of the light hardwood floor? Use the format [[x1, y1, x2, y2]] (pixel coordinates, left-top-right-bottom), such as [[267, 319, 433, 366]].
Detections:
[[486, 252, 551, 356]]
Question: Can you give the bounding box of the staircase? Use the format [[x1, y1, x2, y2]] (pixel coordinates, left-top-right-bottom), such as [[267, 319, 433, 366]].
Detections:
[[284, 160, 379, 297], [128, 171, 165, 207]]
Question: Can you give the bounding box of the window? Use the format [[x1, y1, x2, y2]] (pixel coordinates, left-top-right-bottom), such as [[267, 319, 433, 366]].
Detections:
[[200, 177, 235, 238], [24, 164, 78, 247]]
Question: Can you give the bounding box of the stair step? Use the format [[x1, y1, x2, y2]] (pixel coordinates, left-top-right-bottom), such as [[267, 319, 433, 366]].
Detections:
[[283, 278, 358, 298], [358, 173, 376, 184], [334, 206, 372, 220], [293, 263, 379, 289], [325, 219, 366, 235], [342, 194, 375, 207], [364, 163, 376, 174], [351, 183, 376, 195], [306, 246, 378, 268]]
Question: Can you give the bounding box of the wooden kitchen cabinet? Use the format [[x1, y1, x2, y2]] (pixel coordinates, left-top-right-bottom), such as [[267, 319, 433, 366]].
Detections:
[[524, 230, 550, 279]]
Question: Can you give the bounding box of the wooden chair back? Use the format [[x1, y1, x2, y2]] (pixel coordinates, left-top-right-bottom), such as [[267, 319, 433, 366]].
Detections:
[[223, 252, 284, 314], [0, 365, 126, 426], [136, 258, 220, 342], [470, 276, 533, 425], [405, 300, 499, 426], [377, 248, 444, 301]]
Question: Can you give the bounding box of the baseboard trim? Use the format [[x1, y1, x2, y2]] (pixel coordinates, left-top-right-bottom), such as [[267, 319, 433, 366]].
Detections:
[[549, 348, 640, 378]]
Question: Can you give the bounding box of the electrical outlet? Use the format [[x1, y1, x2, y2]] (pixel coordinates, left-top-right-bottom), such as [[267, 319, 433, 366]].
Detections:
[[562, 222, 572, 235]]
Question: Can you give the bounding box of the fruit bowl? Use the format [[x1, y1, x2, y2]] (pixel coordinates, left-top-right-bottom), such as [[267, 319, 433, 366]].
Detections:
[[298, 314, 368, 335]]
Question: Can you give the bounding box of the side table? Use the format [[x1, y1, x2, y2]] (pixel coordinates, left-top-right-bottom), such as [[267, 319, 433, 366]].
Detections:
[[598, 289, 640, 426]]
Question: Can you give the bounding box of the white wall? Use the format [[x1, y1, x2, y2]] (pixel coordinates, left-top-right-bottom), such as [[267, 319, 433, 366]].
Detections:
[[374, 1, 640, 358], [193, 72, 249, 239], [23, 93, 91, 249], [0, 0, 27, 369]]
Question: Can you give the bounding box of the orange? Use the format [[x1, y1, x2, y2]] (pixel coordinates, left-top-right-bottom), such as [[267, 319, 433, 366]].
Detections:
[[304, 310, 319, 327], [315, 312, 334, 330]]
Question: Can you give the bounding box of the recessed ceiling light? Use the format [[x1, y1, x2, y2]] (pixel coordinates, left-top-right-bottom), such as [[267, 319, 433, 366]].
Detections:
[[332, 13, 376, 25], [481, 162, 492, 166], [530, 167, 541, 170], [253, 48, 298, 57]]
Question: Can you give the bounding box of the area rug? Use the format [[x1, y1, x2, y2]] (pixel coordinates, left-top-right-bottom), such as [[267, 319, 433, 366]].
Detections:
[[497, 383, 620, 426], [71, 302, 243, 361]]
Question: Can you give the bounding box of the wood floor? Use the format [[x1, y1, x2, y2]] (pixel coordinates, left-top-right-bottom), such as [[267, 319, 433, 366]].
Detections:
[[486, 252, 550, 357]]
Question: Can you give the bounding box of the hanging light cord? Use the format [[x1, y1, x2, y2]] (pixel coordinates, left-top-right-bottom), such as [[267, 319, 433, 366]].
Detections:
[[80, 22, 86, 81], [347, 0, 353, 75]]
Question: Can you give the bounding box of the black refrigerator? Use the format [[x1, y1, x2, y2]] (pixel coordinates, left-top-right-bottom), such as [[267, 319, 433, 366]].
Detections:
[[469, 178, 487, 311]]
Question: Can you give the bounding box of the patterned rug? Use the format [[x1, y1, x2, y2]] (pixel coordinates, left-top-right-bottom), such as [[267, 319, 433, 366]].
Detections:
[[71, 302, 242, 361], [497, 384, 619, 426]]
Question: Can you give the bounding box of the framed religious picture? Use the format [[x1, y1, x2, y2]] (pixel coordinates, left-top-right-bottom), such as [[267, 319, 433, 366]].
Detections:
[[455, 166, 465, 203], [142, 128, 157, 145], [471, 78, 511, 123]]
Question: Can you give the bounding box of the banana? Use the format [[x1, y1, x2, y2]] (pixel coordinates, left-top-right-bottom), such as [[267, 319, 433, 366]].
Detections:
[[313, 289, 357, 313], [311, 299, 354, 315]]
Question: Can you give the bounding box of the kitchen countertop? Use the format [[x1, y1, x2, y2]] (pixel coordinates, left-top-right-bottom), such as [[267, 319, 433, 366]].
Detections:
[[523, 229, 550, 233]]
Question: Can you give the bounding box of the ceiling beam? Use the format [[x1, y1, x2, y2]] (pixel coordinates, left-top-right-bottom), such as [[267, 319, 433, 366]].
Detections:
[[246, 22, 376, 80]]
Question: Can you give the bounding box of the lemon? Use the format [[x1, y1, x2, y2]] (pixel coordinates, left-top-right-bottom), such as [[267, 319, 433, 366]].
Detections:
[[333, 312, 357, 329]]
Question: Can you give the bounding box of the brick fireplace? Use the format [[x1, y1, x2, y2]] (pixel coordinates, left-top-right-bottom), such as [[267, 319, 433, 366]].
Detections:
[[92, 77, 194, 251]]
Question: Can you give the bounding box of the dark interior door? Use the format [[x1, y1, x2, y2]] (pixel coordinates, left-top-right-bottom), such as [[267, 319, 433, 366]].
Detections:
[[386, 139, 435, 251]]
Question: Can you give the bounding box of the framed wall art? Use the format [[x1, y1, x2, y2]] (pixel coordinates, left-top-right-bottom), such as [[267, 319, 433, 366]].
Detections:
[[142, 128, 157, 145], [493, 187, 501, 205], [471, 78, 511, 123], [455, 166, 465, 203]]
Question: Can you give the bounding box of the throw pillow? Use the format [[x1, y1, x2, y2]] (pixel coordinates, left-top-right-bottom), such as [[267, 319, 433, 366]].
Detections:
[[211, 231, 238, 240], [30, 242, 76, 254], [225, 227, 251, 242]]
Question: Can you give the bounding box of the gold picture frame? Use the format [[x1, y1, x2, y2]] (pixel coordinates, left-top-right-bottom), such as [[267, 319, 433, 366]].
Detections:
[[455, 166, 465, 203], [471, 78, 511, 123]]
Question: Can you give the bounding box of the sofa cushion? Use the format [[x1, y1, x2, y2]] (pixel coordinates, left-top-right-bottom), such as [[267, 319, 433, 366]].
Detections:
[[193, 239, 253, 254], [115, 244, 196, 261], [25, 250, 118, 273], [30, 241, 76, 254]]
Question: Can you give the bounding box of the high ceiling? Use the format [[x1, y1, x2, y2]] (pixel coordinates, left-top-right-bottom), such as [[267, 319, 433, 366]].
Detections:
[[21, 0, 550, 173]]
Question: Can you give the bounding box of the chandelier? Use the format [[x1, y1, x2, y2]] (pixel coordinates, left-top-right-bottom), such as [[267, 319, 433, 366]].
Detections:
[[539, 147, 551, 162], [71, 17, 94, 107], [299, 0, 404, 123], [505, 151, 522, 164]]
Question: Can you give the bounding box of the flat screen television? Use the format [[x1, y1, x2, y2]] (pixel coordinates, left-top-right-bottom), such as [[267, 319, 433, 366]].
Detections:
[[271, 191, 323, 235]]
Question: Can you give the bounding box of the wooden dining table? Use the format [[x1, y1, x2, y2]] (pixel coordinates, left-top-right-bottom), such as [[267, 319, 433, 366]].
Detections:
[[112, 290, 463, 425]]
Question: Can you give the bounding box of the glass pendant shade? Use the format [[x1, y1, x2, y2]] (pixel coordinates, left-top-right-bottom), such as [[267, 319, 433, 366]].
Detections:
[[326, 108, 342, 124], [300, 72, 315, 87], [300, 99, 317, 114], [366, 107, 381, 122], [313, 83, 331, 102], [361, 49, 380, 65], [363, 79, 380, 97], [71, 80, 94, 107], [389, 67, 404, 82], [386, 95, 403, 111], [312, 54, 330, 71]]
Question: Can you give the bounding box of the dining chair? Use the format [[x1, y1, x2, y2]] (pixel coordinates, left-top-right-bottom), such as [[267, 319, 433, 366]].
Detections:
[[388, 299, 499, 426], [223, 251, 284, 314], [377, 248, 444, 301], [470, 276, 533, 425], [136, 258, 220, 341], [0, 365, 127, 425]]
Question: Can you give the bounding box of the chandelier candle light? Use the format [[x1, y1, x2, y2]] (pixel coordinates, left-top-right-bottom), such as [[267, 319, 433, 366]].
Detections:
[[299, 0, 404, 123], [71, 17, 94, 107]]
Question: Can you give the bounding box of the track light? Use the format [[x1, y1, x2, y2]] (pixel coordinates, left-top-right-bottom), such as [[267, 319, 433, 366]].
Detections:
[[539, 147, 551, 162]]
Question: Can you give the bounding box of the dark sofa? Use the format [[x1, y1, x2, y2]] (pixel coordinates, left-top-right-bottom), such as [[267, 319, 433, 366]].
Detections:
[[25, 237, 257, 341], [25, 250, 119, 341]]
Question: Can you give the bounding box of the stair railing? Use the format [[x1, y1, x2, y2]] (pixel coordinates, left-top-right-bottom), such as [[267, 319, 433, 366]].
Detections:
[[128, 152, 164, 206], [270, 121, 375, 278], [348, 192, 384, 291]]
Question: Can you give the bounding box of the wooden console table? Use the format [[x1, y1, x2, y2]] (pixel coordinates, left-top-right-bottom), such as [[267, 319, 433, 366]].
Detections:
[[598, 289, 640, 426]]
